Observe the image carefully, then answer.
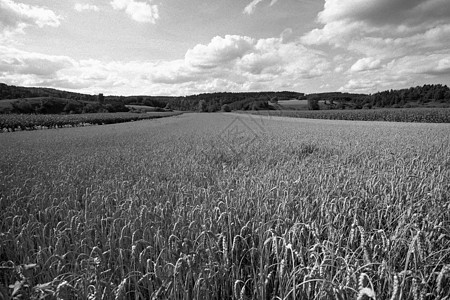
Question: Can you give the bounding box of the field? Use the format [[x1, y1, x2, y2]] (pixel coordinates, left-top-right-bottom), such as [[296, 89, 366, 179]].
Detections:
[[125, 105, 166, 113], [1, 113, 449, 299], [276, 99, 310, 110], [0, 112, 182, 132], [249, 108, 450, 123]]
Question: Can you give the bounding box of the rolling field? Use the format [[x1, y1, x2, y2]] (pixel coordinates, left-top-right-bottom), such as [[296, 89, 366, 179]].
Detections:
[[1, 113, 450, 299]]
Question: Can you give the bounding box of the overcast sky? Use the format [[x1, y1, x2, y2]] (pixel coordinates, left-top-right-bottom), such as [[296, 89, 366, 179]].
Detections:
[[1, 0, 449, 96]]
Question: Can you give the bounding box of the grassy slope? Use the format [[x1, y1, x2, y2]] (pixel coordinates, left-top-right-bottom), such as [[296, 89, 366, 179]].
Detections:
[[0, 113, 449, 299]]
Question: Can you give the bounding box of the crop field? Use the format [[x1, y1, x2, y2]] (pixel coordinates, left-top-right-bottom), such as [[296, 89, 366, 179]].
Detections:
[[1, 113, 449, 299], [249, 108, 450, 123], [0, 112, 182, 132]]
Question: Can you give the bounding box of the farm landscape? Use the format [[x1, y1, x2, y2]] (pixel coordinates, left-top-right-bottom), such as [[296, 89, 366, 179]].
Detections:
[[2, 0, 450, 299], [1, 95, 450, 299]]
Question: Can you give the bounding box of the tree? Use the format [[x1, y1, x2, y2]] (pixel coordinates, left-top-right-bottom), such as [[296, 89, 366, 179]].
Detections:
[[198, 100, 207, 112], [98, 93, 104, 104], [307, 98, 320, 110], [221, 104, 231, 112]]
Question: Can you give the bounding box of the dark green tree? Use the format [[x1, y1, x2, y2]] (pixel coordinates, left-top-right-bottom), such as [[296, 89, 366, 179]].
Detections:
[[198, 100, 207, 112], [307, 98, 320, 110], [98, 93, 105, 104]]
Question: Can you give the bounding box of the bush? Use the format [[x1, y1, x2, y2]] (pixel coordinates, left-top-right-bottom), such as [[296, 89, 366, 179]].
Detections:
[[221, 104, 231, 112], [82, 103, 101, 113], [307, 99, 320, 110], [11, 100, 34, 114], [64, 102, 82, 114]]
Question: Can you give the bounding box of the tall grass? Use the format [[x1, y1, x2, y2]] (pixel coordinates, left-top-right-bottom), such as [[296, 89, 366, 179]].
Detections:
[[1, 113, 449, 299]]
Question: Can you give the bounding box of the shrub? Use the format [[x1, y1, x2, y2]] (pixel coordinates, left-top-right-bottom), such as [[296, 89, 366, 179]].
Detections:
[[63, 102, 82, 114], [82, 103, 101, 113], [221, 104, 231, 112], [307, 98, 320, 110], [11, 100, 34, 114]]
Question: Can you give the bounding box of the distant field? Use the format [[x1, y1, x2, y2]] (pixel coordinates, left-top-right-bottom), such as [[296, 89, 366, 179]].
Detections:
[[0, 111, 183, 131], [248, 107, 450, 123], [126, 104, 165, 112], [1, 113, 449, 299], [277, 99, 309, 109]]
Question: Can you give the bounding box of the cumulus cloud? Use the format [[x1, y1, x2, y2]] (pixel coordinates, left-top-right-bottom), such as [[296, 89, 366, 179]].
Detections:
[[0, 46, 74, 77], [303, 0, 450, 51], [150, 34, 331, 92], [185, 35, 255, 69], [110, 0, 158, 23], [243, 0, 278, 15], [0, 0, 61, 32], [350, 57, 381, 72], [74, 3, 99, 12], [302, 0, 450, 93]]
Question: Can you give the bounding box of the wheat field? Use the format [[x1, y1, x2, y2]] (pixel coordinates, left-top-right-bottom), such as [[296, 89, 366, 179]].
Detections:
[[1, 112, 449, 299]]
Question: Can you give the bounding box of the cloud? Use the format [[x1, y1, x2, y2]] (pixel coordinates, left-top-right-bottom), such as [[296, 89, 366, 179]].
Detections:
[[243, 0, 278, 15], [151, 34, 331, 91], [185, 35, 255, 69], [350, 57, 381, 72], [0, 30, 335, 95], [111, 0, 158, 23], [338, 50, 450, 93], [74, 3, 99, 12], [339, 79, 379, 93], [318, 0, 450, 29], [302, 0, 450, 54], [301, 0, 450, 93], [0, 46, 75, 77], [0, 0, 61, 32]]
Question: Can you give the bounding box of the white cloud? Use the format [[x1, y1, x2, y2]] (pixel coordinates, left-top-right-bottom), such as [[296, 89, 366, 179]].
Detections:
[[0, 0, 61, 32], [151, 34, 331, 91], [317, 0, 450, 29], [338, 51, 450, 93], [74, 3, 99, 12], [111, 0, 158, 23], [302, 0, 450, 93], [185, 35, 255, 69], [0, 46, 75, 77], [0, 32, 334, 95], [339, 79, 379, 93], [243, 0, 278, 15], [350, 57, 381, 72], [303, 0, 450, 52]]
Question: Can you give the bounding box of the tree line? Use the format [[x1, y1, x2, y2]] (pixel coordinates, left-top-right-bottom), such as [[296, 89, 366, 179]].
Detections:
[[1, 82, 449, 114]]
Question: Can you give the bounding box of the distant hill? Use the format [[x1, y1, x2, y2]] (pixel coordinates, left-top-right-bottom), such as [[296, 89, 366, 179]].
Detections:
[[1, 82, 449, 113], [0, 83, 97, 102]]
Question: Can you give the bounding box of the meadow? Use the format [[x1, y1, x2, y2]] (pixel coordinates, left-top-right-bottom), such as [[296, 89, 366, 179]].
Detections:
[[0, 113, 449, 299]]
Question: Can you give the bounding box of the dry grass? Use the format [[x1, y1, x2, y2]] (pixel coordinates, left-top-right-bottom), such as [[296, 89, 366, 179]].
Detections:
[[0, 113, 449, 299]]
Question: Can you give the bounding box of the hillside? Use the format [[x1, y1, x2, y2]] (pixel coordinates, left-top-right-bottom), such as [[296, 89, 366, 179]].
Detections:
[[1, 82, 450, 113]]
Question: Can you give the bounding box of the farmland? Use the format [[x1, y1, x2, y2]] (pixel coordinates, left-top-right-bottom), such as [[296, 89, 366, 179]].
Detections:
[[249, 107, 450, 123], [1, 113, 450, 299], [0, 112, 182, 132]]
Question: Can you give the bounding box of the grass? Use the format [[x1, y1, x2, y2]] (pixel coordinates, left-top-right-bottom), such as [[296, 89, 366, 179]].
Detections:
[[0, 113, 449, 299]]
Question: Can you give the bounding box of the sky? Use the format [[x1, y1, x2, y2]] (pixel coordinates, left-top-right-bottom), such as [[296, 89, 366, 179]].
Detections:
[[0, 0, 450, 96]]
